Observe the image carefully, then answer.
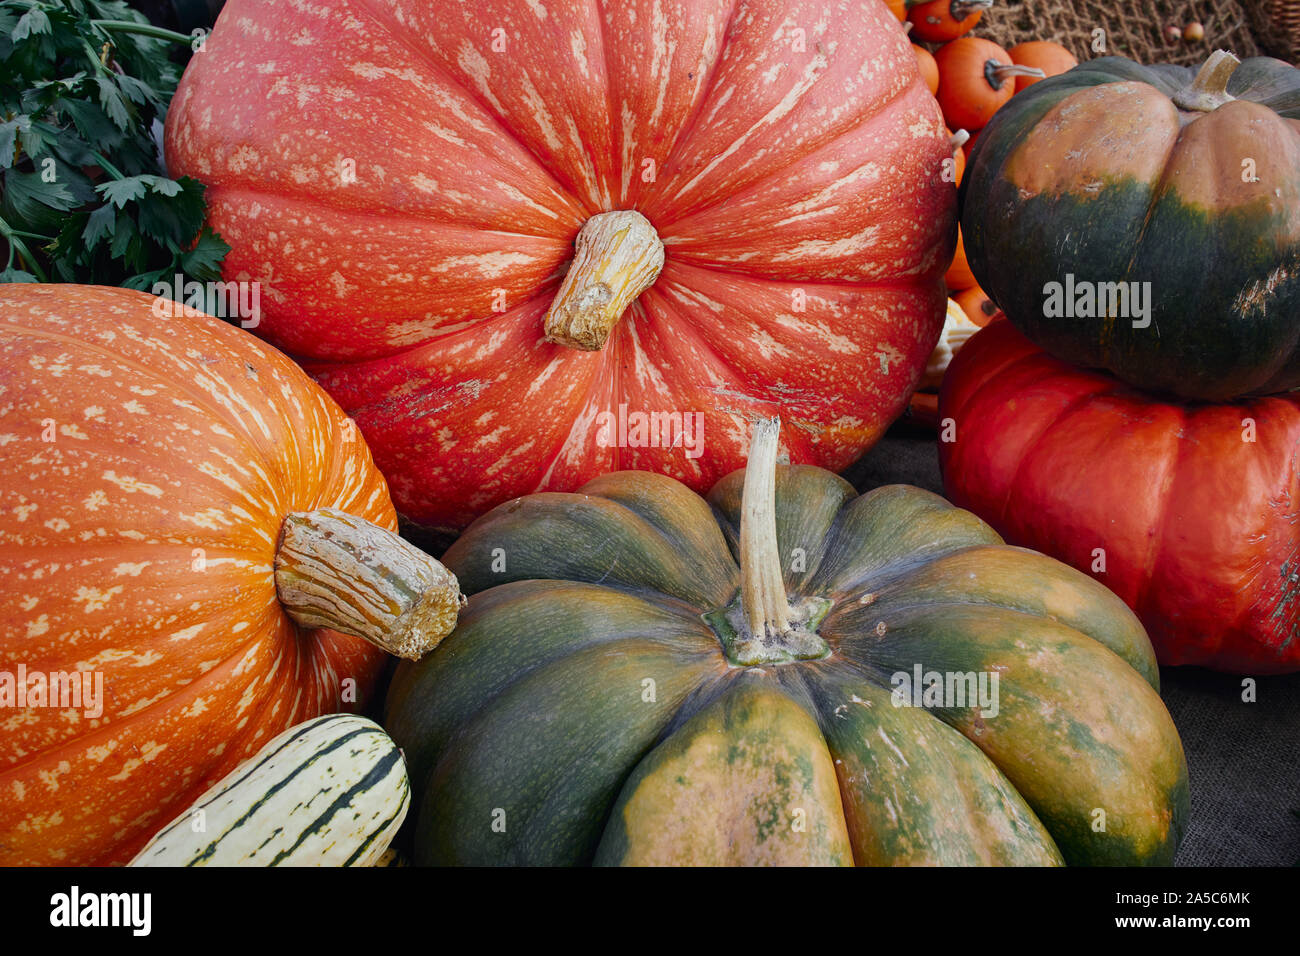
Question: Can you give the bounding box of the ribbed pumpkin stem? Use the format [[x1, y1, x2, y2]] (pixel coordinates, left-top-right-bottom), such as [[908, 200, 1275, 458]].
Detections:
[[1172, 49, 1240, 112], [951, 0, 993, 15], [739, 418, 791, 639], [706, 418, 830, 666], [544, 210, 664, 351], [274, 509, 464, 660]]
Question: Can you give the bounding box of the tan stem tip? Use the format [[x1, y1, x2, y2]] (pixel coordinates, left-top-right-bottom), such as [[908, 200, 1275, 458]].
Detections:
[[1172, 49, 1240, 112], [274, 508, 464, 661], [544, 209, 665, 351]]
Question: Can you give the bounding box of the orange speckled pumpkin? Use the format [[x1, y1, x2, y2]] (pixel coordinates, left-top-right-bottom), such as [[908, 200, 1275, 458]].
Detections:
[[166, 0, 956, 534], [0, 285, 459, 865]]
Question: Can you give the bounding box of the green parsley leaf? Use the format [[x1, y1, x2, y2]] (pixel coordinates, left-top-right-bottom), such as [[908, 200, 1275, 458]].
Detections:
[[0, 0, 228, 289]]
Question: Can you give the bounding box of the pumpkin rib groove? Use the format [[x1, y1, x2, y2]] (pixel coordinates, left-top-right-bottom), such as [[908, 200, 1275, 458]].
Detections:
[[1117, 124, 1188, 310], [385, 583, 721, 790], [656, 255, 932, 291], [993, 380, 1117, 532], [805, 488, 1003, 598], [804, 668, 1064, 866], [1174, 399, 1284, 660], [302, 290, 562, 391], [1129, 402, 1190, 634], [345, 0, 589, 211], [658, 83, 946, 262], [420, 641, 717, 865], [817, 547, 997, 616], [635, 288, 788, 415], [589, 0, 621, 208], [654, 0, 744, 209], [206, 182, 579, 245], [939, 334, 1038, 424], [805, 646, 898, 697], [220, 620, 323, 774], [609, 319, 627, 473]]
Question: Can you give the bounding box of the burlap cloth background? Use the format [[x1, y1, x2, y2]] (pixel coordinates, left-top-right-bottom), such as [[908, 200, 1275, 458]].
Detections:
[[974, 0, 1298, 64], [848, 430, 1300, 867]]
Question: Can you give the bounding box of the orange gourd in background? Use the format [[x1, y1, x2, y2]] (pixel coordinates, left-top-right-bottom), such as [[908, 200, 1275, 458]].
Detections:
[[908, 0, 992, 43], [1007, 41, 1079, 91], [935, 37, 1044, 130]]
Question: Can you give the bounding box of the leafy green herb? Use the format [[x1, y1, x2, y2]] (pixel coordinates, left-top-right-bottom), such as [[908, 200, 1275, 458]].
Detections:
[[0, 0, 228, 287]]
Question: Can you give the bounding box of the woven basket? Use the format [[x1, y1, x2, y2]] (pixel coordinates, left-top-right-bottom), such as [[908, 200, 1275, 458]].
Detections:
[[1247, 0, 1300, 59], [976, 0, 1298, 65]]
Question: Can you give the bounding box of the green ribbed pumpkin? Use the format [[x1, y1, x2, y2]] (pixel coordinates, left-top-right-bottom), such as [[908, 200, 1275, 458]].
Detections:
[[962, 51, 1300, 402], [385, 421, 1188, 866]]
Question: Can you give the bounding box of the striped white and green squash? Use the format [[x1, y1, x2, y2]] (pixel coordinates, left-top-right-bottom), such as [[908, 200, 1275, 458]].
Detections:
[[130, 714, 409, 867]]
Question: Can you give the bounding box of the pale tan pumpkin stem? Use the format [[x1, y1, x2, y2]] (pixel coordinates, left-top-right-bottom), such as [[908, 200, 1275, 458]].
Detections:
[[1171, 50, 1240, 112], [739, 417, 791, 640], [274, 509, 464, 661], [987, 62, 1046, 90], [544, 210, 665, 351], [952, 0, 994, 13], [950, 129, 971, 151]]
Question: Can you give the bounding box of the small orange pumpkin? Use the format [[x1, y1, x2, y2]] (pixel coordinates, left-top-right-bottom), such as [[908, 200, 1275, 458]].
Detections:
[[908, 0, 992, 43], [935, 37, 1045, 130], [955, 283, 1000, 326], [945, 226, 977, 290], [1007, 41, 1079, 92], [915, 44, 940, 95]]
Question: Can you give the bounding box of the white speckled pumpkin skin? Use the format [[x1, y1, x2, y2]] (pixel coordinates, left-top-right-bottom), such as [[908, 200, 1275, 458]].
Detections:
[[166, 0, 957, 532], [0, 285, 394, 865]]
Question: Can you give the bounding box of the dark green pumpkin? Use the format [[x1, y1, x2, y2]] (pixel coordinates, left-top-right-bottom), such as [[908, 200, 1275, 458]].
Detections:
[[385, 422, 1188, 866], [962, 51, 1300, 402]]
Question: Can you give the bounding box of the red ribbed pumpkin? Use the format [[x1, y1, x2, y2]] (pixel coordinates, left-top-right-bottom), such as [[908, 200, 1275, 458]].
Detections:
[[166, 0, 956, 533], [938, 321, 1300, 674], [0, 285, 460, 865]]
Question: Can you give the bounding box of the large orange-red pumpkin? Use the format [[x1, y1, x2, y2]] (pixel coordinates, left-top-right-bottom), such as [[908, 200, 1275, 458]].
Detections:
[[938, 321, 1300, 674], [166, 0, 957, 533], [0, 286, 412, 864]]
